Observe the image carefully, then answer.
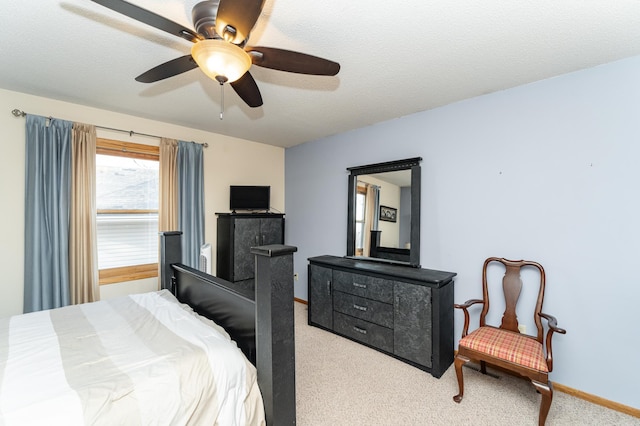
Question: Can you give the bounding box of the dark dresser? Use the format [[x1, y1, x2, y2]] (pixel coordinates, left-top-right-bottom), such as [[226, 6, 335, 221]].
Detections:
[[308, 255, 456, 378]]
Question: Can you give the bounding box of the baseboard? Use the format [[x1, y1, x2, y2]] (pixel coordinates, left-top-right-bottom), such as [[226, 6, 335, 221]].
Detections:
[[552, 382, 640, 419], [455, 353, 639, 419]]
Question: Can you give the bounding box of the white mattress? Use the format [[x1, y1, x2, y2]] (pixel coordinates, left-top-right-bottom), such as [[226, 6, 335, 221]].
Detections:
[[0, 290, 265, 425]]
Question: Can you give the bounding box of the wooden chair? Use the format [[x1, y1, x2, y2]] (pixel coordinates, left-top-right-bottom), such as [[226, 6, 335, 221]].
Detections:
[[452, 258, 566, 426]]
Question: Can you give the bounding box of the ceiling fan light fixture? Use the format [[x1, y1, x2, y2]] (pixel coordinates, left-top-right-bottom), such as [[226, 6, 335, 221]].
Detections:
[[191, 39, 251, 83]]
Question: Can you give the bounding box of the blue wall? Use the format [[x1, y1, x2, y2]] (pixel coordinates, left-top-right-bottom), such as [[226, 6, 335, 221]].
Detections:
[[285, 55, 640, 409]]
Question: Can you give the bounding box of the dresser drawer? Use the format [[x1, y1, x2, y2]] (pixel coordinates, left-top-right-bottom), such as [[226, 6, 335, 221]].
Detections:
[[333, 270, 393, 303], [333, 312, 393, 353], [333, 291, 393, 328]]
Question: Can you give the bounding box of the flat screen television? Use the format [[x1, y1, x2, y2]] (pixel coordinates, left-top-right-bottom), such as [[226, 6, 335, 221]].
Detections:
[[230, 185, 270, 212]]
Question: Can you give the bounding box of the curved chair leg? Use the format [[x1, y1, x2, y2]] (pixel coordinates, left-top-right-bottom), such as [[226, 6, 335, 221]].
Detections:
[[453, 354, 470, 403], [532, 380, 553, 426]]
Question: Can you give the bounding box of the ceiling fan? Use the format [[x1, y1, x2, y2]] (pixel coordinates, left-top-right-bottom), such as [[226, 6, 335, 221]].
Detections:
[[89, 0, 340, 108]]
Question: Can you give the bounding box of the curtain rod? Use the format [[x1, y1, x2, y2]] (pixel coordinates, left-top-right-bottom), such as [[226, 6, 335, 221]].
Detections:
[[11, 108, 208, 148]]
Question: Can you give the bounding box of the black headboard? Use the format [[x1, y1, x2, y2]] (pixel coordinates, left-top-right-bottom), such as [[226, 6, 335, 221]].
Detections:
[[171, 264, 257, 364]]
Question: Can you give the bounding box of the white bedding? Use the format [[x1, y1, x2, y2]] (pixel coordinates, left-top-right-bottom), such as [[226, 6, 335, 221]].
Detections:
[[0, 290, 265, 426]]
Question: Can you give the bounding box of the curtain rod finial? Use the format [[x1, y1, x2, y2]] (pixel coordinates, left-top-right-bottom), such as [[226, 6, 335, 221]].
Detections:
[[11, 109, 26, 117]]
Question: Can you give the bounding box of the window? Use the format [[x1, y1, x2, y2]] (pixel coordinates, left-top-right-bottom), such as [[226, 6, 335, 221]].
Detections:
[[355, 184, 366, 256], [96, 139, 159, 284]]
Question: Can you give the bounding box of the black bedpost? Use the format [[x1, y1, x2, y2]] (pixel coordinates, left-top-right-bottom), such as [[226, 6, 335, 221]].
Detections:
[[252, 244, 298, 426], [159, 231, 182, 292]]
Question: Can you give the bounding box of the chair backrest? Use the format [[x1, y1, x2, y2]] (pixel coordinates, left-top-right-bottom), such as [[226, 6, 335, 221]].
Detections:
[[479, 257, 546, 344]]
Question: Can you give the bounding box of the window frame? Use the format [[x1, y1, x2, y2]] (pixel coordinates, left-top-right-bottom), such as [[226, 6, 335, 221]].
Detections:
[[96, 138, 160, 285]]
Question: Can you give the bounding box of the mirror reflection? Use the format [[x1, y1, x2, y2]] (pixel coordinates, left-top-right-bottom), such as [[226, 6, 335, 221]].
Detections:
[[347, 157, 421, 267], [355, 170, 411, 260]]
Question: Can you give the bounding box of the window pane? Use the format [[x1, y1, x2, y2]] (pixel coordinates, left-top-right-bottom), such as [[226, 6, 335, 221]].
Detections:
[[356, 193, 365, 221], [355, 222, 364, 250], [96, 154, 159, 210], [96, 152, 159, 271], [97, 213, 159, 269]]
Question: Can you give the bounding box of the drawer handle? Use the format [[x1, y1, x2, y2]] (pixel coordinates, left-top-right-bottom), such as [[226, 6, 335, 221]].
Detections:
[[353, 282, 367, 289], [353, 326, 367, 335], [353, 304, 368, 312]]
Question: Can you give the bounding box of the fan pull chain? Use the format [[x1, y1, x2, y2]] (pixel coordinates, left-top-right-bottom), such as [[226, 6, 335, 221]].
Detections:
[[219, 81, 224, 120]]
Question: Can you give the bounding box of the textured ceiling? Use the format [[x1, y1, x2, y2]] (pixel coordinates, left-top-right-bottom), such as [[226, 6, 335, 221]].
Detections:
[[2, 1, 640, 148]]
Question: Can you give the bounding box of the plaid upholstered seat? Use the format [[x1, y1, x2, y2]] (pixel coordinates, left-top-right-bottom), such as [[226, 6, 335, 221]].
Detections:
[[459, 326, 548, 372]]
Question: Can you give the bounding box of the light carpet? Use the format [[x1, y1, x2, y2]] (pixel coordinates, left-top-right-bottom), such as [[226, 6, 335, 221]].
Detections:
[[293, 302, 639, 425]]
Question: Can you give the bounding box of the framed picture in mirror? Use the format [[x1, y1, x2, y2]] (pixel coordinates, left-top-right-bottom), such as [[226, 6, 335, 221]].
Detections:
[[380, 205, 397, 222]]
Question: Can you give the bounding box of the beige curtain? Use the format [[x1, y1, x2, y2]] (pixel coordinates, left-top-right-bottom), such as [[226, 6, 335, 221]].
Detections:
[[70, 123, 99, 304], [362, 184, 376, 257], [159, 138, 179, 232], [158, 138, 179, 290]]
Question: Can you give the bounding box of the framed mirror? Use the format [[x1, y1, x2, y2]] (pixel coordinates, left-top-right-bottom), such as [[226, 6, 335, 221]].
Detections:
[[346, 157, 421, 267]]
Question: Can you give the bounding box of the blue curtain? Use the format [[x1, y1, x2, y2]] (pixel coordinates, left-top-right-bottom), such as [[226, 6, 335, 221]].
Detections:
[[372, 185, 381, 230], [24, 115, 73, 312], [177, 141, 204, 268]]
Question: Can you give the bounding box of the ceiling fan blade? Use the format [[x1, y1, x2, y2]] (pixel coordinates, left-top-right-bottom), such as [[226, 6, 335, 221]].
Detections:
[[135, 55, 199, 83], [215, 0, 265, 45], [89, 0, 201, 43], [230, 72, 263, 108], [247, 47, 340, 76]]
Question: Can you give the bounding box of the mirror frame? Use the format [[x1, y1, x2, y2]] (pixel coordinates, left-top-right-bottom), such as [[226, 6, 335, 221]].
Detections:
[[346, 157, 422, 267]]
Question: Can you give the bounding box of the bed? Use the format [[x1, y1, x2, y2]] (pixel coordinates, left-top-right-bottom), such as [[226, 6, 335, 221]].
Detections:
[[0, 232, 297, 425]]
